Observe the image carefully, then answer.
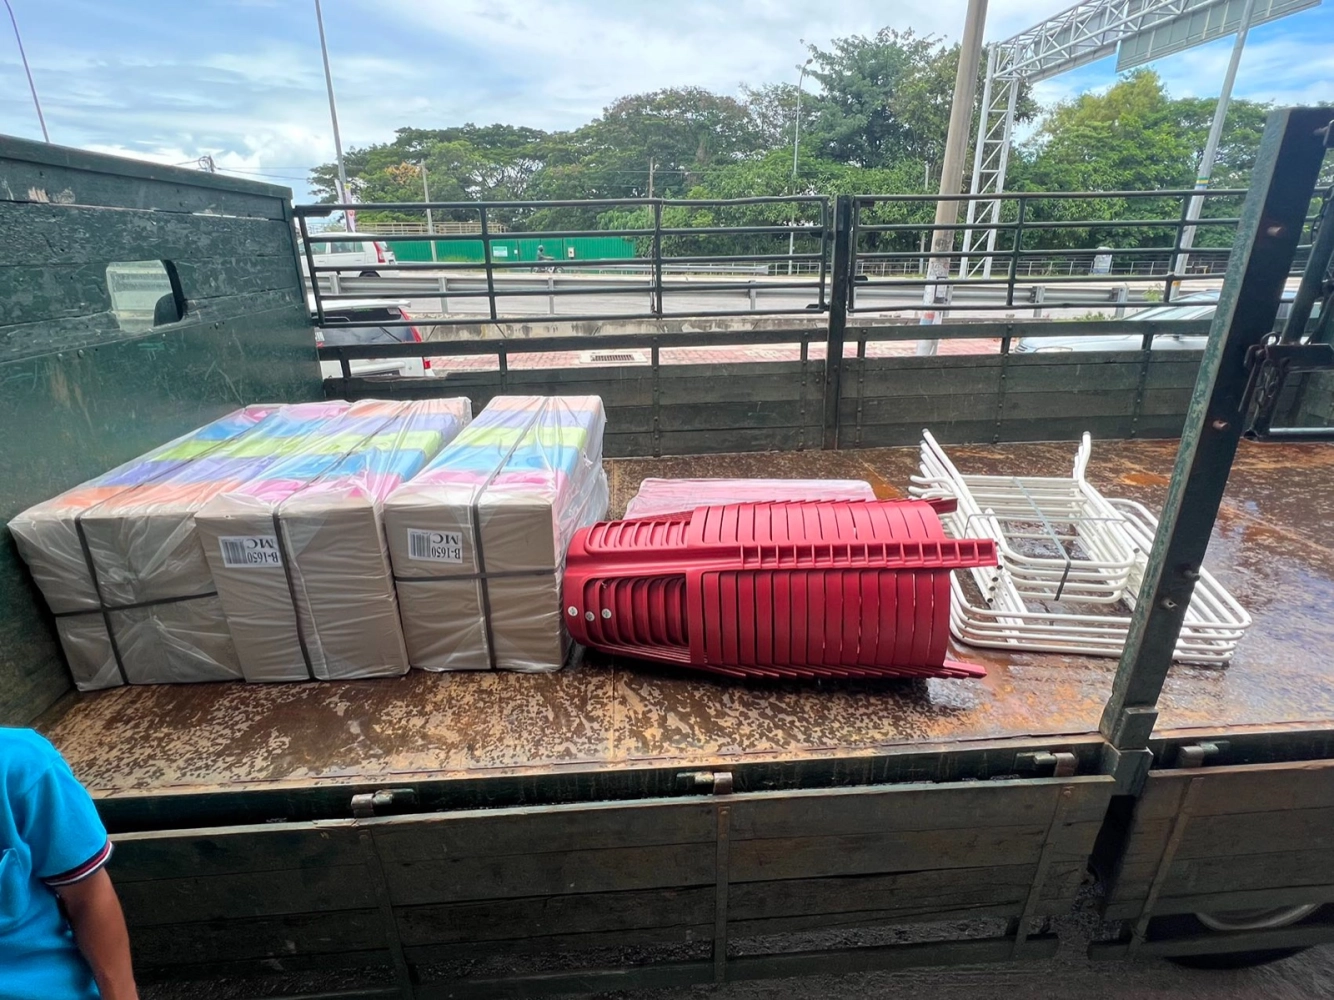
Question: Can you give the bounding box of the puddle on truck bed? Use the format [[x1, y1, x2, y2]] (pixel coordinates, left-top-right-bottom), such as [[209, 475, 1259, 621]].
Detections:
[[39, 438, 1334, 797]]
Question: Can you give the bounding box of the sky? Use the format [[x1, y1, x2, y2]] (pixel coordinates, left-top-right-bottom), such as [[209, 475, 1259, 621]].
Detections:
[[1, 0, 1331, 201]]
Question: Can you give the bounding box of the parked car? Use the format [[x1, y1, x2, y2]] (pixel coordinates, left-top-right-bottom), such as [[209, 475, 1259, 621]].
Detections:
[[313, 299, 432, 378], [300, 235, 396, 277], [1013, 291, 1307, 353]]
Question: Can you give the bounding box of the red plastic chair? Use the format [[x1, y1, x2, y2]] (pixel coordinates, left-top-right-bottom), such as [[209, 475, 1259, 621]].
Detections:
[[563, 499, 996, 679]]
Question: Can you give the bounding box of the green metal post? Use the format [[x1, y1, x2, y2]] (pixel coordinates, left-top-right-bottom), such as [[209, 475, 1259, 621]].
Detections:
[[823, 195, 853, 450], [1100, 108, 1334, 750]]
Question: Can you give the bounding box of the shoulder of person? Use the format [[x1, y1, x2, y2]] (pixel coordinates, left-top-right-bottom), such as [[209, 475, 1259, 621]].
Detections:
[[1, 728, 64, 777]]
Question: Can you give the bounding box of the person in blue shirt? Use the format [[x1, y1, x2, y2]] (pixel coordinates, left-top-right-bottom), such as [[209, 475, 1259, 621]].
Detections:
[[1, 728, 138, 1000]]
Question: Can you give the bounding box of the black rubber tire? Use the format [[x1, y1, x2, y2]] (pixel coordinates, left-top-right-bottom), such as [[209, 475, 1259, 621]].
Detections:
[[1151, 907, 1329, 970], [359, 270, 379, 278]]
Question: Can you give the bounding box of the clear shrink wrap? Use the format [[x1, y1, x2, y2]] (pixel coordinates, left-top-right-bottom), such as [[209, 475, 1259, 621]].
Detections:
[[7, 405, 281, 690], [197, 398, 472, 682], [68, 401, 368, 686], [623, 478, 878, 519], [384, 395, 608, 672]]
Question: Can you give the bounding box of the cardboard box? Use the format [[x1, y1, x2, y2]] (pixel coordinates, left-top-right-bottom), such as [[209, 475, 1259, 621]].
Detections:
[[197, 398, 472, 682], [384, 395, 608, 672], [8, 405, 281, 690], [68, 401, 367, 685]]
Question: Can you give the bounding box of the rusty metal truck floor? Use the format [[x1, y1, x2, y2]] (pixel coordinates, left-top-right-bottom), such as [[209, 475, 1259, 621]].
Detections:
[[37, 439, 1334, 799]]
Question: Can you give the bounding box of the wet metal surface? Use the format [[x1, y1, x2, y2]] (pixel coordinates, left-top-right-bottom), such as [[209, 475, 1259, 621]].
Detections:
[[39, 439, 1334, 797]]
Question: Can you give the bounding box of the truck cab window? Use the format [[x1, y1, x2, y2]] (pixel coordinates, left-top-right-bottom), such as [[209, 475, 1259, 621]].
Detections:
[[106, 260, 185, 332]]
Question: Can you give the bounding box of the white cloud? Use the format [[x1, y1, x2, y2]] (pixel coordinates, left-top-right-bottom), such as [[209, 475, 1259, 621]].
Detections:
[[1148, 33, 1334, 105], [0, 0, 1328, 202]]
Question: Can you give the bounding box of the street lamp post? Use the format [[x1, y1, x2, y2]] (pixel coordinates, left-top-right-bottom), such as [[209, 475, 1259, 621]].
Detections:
[[5, 0, 49, 142], [420, 162, 437, 263], [1175, 0, 1256, 280], [788, 54, 814, 275], [314, 0, 351, 225]]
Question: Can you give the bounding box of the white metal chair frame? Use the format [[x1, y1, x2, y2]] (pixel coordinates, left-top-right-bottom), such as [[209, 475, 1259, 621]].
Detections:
[[913, 433, 1252, 665], [911, 430, 1140, 604]]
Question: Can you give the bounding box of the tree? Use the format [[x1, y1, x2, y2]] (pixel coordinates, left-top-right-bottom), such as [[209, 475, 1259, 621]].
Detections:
[[596, 150, 932, 261], [305, 33, 1284, 254], [1014, 71, 1196, 251], [803, 28, 941, 168], [308, 124, 552, 226], [742, 82, 802, 150], [1171, 97, 1272, 186], [578, 87, 761, 196]]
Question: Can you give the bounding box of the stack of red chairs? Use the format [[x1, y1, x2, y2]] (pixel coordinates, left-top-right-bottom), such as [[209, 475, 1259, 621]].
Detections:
[[562, 499, 997, 680]]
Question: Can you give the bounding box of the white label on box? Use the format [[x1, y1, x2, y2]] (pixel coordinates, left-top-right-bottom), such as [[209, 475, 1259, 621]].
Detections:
[[219, 535, 282, 569], [407, 528, 464, 563]]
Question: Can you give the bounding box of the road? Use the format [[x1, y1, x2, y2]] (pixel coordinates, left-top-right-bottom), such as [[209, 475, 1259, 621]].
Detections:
[[318, 270, 1201, 325], [141, 918, 1334, 999]]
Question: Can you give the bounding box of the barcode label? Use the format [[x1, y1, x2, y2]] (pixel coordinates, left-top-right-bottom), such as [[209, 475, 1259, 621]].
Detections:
[[407, 528, 464, 563], [219, 535, 282, 569]]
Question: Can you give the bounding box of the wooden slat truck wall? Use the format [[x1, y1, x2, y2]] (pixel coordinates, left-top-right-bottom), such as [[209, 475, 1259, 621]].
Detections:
[[1091, 760, 1334, 959], [112, 775, 1114, 994], [1104, 761, 1334, 921], [0, 135, 322, 726]]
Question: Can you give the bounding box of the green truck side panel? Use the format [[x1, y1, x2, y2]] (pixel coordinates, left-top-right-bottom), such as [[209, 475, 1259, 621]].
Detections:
[[393, 235, 637, 263], [0, 134, 322, 727], [107, 775, 1112, 984]]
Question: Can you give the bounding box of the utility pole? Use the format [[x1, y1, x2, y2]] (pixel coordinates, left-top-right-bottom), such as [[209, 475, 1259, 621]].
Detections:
[[917, 0, 988, 356], [314, 0, 351, 225], [648, 157, 655, 199], [420, 162, 437, 263], [789, 54, 814, 276], [1175, 0, 1256, 281], [5, 0, 49, 142]]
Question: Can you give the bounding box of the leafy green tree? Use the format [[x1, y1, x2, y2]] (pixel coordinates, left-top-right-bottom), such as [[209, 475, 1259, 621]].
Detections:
[[309, 124, 552, 227], [518, 87, 765, 231], [305, 30, 1290, 264], [1013, 71, 1194, 251], [597, 150, 933, 261], [742, 82, 802, 150], [800, 29, 1037, 173], [803, 28, 941, 167], [576, 87, 760, 196], [1171, 97, 1272, 186]]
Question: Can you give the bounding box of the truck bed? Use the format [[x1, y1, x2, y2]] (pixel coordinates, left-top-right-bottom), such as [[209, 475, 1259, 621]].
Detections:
[[37, 438, 1334, 801]]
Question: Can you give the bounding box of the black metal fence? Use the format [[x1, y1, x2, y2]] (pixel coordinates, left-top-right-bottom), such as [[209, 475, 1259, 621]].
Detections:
[[295, 187, 1324, 331], [301, 178, 1334, 455], [848, 188, 1257, 315], [296, 195, 831, 327]]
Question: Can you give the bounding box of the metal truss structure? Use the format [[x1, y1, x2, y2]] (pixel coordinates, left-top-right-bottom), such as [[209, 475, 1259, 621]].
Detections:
[[961, 0, 1315, 277]]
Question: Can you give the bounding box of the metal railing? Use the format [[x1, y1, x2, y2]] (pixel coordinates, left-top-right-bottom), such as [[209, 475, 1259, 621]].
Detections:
[[296, 188, 1322, 333], [295, 196, 831, 328], [303, 185, 1332, 453], [354, 220, 508, 235], [847, 188, 1262, 316]]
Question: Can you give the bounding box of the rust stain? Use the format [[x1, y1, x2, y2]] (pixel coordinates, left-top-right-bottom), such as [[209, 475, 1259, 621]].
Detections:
[[853, 457, 904, 499], [36, 437, 1334, 797], [1121, 471, 1170, 487]]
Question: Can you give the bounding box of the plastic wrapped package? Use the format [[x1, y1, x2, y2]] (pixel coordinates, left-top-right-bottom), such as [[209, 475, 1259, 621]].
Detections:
[[7, 405, 280, 691], [384, 395, 608, 672], [67, 400, 365, 686], [196, 398, 472, 682], [623, 478, 879, 519]]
